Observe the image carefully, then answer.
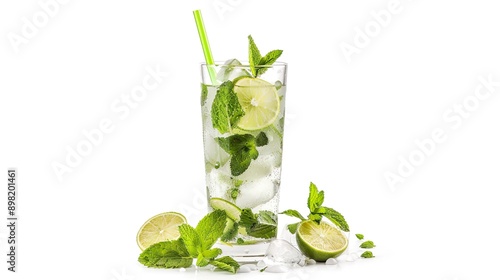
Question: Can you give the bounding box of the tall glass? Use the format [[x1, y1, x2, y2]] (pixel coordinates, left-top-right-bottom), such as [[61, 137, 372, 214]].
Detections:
[[200, 61, 287, 259]]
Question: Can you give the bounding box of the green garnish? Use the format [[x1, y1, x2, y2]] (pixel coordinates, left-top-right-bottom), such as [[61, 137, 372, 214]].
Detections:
[[216, 133, 268, 176], [248, 35, 283, 77], [138, 239, 193, 268], [280, 182, 350, 233], [211, 80, 245, 134], [361, 251, 375, 258], [360, 241, 376, 249], [355, 233, 364, 240], [239, 208, 277, 239]]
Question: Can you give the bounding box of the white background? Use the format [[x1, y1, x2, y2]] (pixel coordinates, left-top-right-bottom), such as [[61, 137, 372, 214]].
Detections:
[[1, 0, 500, 279]]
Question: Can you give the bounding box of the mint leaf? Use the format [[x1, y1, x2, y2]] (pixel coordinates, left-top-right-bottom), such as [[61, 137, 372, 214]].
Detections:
[[239, 208, 276, 239], [201, 83, 208, 106], [248, 35, 262, 77], [259, 50, 283, 65], [280, 209, 306, 221], [217, 134, 255, 154], [211, 81, 245, 134], [247, 223, 276, 239], [202, 248, 222, 259], [355, 234, 364, 240], [210, 256, 240, 274], [239, 208, 258, 228], [307, 182, 323, 212], [221, 220, 238, 242], [178, 224, 202, 257], [257, 50, 283, 76], [230, 145, 258, 176], [257, 210, 277, 226], [360, 241, 376, 249], [361, 251, 375, 258], [287, 222, 300, 234], [195, 210, 227, 250], [308, 213, 322, 223], [138, 240, 193, 268], [196, 254, 210, 267], [322, 206, 350, 232], [255, 132, 268, 147], [217, 134, 260, 176]]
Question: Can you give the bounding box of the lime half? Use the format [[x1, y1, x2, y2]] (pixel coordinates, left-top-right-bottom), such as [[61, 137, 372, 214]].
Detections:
[[296, 220, 348, 261], [136, 212, 187, 251], [234, 77, 280, 131], [209, 197, 242, 222]]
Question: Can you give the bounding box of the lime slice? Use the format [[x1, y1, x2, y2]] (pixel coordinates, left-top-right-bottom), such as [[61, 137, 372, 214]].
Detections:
[[233, 77, 280, 131], [209, 197, 241, 222], [136, 212, 187, 251], [296, 220, 348, 261]]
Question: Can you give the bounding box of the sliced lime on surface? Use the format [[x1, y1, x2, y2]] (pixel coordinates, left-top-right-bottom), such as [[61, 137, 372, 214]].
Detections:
[[296, 220, 348, 261], [136, 212, 187, 251], [209, 197, 242, 222], [233, 77, 280, 131]]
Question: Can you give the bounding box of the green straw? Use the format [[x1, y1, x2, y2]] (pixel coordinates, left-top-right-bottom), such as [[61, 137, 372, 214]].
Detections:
[[193, 10, 217, 85]]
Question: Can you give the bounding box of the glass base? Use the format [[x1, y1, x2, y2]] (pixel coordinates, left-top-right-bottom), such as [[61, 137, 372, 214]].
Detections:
[[217, 241, 271, 263]]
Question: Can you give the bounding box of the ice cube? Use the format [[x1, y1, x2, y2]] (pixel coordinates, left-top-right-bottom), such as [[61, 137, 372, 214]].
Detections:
[[257, 129, 282, 157], [237, 266, 251, 273], [236, 178, 277, 208], [257, 260, 267, 268], [306, 259, 316, 265], [206, 169, 232, 200], [265, 239, 305, 265], [240, 264, 258, 271], [203, 133, 230, 169], [325, 258, 338, 265], [216, 59, 251, 82], [265, 265, 290, 273]]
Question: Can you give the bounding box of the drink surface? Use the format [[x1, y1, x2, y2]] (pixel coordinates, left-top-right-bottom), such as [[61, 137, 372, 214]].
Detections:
[[201, 82, 286, 244]]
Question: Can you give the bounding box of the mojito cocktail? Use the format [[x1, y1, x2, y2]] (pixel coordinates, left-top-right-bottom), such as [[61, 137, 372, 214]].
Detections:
[[201, 58, 287, 256]]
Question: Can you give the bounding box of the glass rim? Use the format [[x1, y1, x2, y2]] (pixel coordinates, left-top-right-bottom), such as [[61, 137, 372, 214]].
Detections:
[[201, 61, 287, 68]]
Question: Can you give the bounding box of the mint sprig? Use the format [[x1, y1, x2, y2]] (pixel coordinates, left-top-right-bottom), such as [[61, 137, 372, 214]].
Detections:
[[138, 210, 239, 273], [280, 182, 350, 233], [239, 208, 277, 239], [217, 132, 268, 176], [211, 81, 245, 134], [248, 35, 283, 77]]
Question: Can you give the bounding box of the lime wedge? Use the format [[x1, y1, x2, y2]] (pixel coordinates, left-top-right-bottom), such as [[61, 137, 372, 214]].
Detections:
[[136, 212, 187, 251], [233, 77, 280, 131], [296, 220, 348, 261], [209, 197, 242, 222]]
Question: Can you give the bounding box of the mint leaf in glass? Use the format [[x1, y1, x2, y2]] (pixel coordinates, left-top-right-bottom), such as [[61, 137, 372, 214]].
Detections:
[[255, 132, 268, 147], [217, 134, 259, 176], [211, 81, 245, 134]]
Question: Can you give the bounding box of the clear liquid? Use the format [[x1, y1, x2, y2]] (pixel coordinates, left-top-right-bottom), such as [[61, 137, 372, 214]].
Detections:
[[201, 84, 286, 244]]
